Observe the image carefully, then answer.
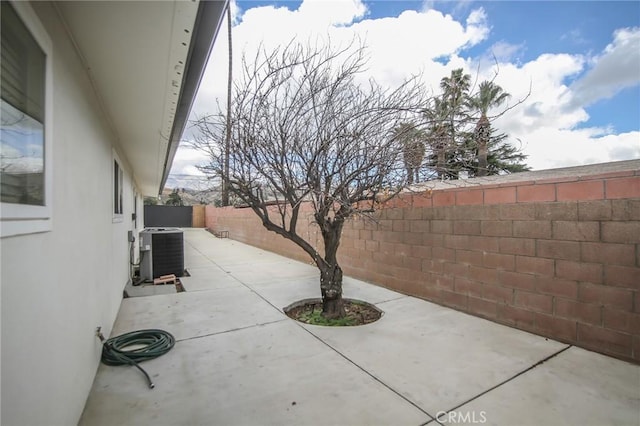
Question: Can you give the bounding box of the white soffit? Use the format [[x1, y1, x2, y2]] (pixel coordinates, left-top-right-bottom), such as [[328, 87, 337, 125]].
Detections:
[[56, 1, 199, 195]]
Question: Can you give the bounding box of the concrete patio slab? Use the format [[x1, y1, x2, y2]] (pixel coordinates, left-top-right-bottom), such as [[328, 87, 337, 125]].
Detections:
[[180, 266, 239, 292], [302, 296, 569, 416], [181, 251, 215, 268], [80, 320, 430, 426], [112, 285, 284, 341], [223, 258, 318, 285], [242, 274, 409, 312], [186, 237, 286, 268], [241, 275, 320, 310], [81, 229, 640, 426], [340, 276, 408, 305], [443, 346, 640, 426], [123, 281, 179, 297]]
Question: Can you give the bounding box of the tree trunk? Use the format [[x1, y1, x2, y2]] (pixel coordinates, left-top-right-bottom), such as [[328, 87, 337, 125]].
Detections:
[[319, 218, 346, 319], [406, 165, 414, 184], [477, 142, 488, 176], [437, 145, 445, 179], [476, 115, 490, 177], [320, 263, 344, 319], [433, 125, 447, 179]]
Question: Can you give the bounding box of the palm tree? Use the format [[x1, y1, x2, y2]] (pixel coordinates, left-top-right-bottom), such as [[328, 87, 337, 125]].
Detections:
[[428, 69, 472, 179], [467, 81, 510, 176], [393, 122, 425, 184], [455, 128, 529, 177], [440, 68, 471, 119], [424, 96, 453, 179]]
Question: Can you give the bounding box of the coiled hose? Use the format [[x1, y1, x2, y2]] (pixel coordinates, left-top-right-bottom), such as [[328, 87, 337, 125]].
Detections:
[[97, 329, 175, 389]]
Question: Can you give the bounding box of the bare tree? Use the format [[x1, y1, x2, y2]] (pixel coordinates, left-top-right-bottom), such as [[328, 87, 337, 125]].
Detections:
[[192, 40, 426, 318]]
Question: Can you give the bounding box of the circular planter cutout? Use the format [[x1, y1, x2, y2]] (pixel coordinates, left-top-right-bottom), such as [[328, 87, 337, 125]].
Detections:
[[284, 298, 383, 326]]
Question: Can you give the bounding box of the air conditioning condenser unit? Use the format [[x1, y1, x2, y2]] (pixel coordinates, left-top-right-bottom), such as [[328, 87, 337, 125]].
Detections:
[[139, 228, 184, 281]]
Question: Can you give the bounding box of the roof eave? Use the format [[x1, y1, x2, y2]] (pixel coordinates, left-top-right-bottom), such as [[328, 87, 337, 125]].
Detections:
[[160, 0, 228, 195]]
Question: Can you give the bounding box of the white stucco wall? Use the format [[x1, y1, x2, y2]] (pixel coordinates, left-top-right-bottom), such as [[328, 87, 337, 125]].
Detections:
[[1, 3, 140, 424]]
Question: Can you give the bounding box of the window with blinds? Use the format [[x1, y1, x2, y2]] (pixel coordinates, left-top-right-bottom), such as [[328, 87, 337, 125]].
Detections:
[[1, 1, 46, 206]]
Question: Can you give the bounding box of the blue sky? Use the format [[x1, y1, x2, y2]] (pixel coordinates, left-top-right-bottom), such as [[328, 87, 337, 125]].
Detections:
[[237, 0, 639, 132], [170, 0, 639, 185], [458, 1, 640, 133]]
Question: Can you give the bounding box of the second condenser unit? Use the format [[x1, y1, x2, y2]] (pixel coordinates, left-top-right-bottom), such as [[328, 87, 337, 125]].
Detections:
[[139, 228, 184, 281]]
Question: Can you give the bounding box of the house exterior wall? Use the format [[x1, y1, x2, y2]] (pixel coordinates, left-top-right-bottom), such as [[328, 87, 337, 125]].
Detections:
[[1, 3, 140, 425], [205, 166, 640, 364]]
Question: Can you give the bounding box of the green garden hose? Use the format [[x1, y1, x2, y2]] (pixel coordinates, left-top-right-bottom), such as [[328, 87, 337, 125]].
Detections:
[[97, 328, 175, 389]]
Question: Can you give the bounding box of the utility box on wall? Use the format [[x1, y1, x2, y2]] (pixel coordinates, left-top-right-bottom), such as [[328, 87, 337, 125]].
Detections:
[[139, 228, 184, 281]]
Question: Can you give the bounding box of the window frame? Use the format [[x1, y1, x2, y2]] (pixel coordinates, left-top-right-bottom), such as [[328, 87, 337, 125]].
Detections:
[[133, 190, 139, 228], [113, 155, 124, 222], [0, 1, 53, 238]]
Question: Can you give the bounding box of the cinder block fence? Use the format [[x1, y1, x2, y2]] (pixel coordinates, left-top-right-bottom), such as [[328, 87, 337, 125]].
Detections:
[[205, 161, 640, 363]]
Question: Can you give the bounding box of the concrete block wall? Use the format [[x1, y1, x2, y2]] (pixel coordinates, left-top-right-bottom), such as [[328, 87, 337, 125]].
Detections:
[[205, 204, 317, 264], [206, 163, 640, 363]]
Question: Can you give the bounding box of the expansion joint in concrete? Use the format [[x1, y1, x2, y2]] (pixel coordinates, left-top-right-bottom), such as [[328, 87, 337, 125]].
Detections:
[[422, 344, 573, 425], [175, 319, 287, 343], [298, 324, 439, 425]]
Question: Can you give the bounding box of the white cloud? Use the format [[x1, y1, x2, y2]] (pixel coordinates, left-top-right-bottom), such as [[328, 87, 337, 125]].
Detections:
[[190, 0, 491, 118], [421, 0, 476, 17], [485, 40, 525, 63], [561, 28, 588, 46], [485, 49, 637, 170], [229, 0, 242, 25], [482, 28, 639, 169], [170, 147, 207, 177], [569, 27, 640, 107], [177, 0, 639, 182], [420, 0, 435, 13], [488, 53, 587, 133], [297, 0, 367, 25], [465, 7, 489, 46], [517, 128, 640, 170]]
